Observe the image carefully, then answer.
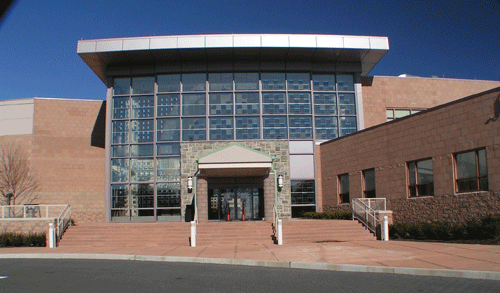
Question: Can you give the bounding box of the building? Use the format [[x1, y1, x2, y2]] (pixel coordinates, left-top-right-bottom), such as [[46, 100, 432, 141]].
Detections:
[[1, 34, 499, 226]]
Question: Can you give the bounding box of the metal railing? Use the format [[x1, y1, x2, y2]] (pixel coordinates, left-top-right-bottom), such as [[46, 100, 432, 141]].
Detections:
[[352, 198, 386, 233], [0, 204, 72, 242]]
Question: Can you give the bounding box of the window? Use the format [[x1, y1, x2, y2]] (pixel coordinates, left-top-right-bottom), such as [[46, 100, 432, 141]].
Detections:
[[338, 174, 349, 204], [455, 149, 488, 192], [408, 159, 434, 197], [363, 169, 376, 198], [386, 108, 425, 122], [291, 180, 315, 218]]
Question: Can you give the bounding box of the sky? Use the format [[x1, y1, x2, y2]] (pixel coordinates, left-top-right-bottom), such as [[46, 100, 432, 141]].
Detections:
[[0, 0, 499, 101]]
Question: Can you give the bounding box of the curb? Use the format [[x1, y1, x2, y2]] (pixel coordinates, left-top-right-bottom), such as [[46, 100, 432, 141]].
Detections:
[[0, 253, 499, 281]]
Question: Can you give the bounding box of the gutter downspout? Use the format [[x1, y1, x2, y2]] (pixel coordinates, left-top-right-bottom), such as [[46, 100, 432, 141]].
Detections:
[[270, 157, 278, 214]]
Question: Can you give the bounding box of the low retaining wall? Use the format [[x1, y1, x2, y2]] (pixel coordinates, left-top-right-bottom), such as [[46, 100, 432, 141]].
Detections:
[[388, 191, 500, 224], [0, 219, 55, 235]]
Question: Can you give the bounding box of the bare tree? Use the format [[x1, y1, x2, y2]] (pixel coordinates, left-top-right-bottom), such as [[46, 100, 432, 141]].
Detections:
[[0, 141, 39, 207]]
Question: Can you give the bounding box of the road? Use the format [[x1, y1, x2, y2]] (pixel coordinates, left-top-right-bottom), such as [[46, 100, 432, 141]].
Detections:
[[1, 259, 499, 292]]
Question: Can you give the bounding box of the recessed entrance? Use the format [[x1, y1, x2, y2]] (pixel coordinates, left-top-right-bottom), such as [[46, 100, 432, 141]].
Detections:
[[208, 179, 264, 221]]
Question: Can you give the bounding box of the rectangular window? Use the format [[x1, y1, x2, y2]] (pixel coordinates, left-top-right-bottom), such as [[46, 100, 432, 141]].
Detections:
[[287, 73, 310, 90], [363, 169, 376, 198], [157, 94, 180, 116], [262, 92, 286, 114], [312, 74, 335, 91], [182, 73, 206, 91], [408, 159, 434, 197], [130, 120, 154, 143], [182, 93, 206, 116], [291, 180, 315, 205], [131, 77, 155, 94], [113, 97, 129, 119], [157, 118, 180, 141], [209, 117, 234, 140], [315, 116, 338, 140], [234, 73, 259, 90], [209, 73, 233, 91], [131, 96, 154, 118], [209, 93, 233, 115], [288, 92, 311, 114], [455, 149, 488, 192], [338, 174, 349, 204], [182, 117, 206, 141], [289, 116, 312, 139], [261, 73, 285, 90], [235, 92, 260, 115], [157, 74, 180, 93], [263, 116, 287, 139], [235, 116, 260, 139]]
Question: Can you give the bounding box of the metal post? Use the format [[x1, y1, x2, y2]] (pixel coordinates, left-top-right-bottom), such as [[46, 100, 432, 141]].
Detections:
[[49, 223, 56, 248], [190, 221, 196, 247], [277, 219, 283, 245], [382, 216, 389, 241]]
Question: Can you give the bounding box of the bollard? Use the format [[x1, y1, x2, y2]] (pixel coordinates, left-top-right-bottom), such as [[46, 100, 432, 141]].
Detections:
[[190, 221, 196, 247], [382, 216, 389, 241], [277, 219, 283, 245], [49, 223, 56, 248]]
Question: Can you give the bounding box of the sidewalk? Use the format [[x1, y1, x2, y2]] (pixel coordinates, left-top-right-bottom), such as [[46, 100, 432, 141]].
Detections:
[[1, 240, 500, 280]]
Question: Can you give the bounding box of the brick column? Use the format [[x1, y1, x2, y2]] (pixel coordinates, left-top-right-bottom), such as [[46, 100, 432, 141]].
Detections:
[[196, 177, 208, 222]]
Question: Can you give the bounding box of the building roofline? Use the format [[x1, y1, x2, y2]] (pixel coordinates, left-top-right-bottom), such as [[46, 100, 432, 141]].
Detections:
[[366, 75, 500, 83]]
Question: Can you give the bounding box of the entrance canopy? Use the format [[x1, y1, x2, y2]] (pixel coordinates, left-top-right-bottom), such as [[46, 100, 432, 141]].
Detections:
[[198, 144, 273, 177]]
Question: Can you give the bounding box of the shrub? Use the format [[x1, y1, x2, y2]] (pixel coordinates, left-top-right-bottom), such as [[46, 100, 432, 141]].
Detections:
[[302, 211, 352, 220], [0, 232, 46, 247]]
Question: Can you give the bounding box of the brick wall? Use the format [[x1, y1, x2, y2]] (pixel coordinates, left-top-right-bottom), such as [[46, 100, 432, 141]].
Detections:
[[361, 76, 500, 129], [320, 87, 500, 223], [0, 219, 55, 235]]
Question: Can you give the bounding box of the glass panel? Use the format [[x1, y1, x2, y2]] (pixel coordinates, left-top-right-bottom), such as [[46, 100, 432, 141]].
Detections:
[[235, 116, 260, 139], [111, 159, 128, 182], [479, 177, 489, 190], [113, 97, 129, 119], [111, 185, 129, 209], [157, 94, 180, 116], [312, 74, 335, 91], [157, 183, 181, 208], [182, 73, 206, 91], [457, 178, 478, 192], [157, 143, 180, 156], [408, 162, 416, 185], [131, 96, 154, 118], [315, 116, 338, 140], [287, 73, 310, 90], [262, 92, 286, 114], [234, 73, 258, 90], [339, 116, 357, 136], [130, 144, 154, 157], [157, 209, 181, 221], [288, 92, 311, 114], [182, 93, 206, 115], [263, 116, 287, 139], [132, 77, 155, 94], [289, 116, 312, 139], [157, 74, 180, 92], [182, 117, 206, 141], [364, 169, 375, 191], [456, 151, 477, 179], [130, 184, 154, 208], [235, 92, 260, 115], [338, 93, 356, 115], [209, 93, 233, 115], [478, 149, 487, 177], [261, 73, 285, 90], [337, 74, 354, 91], [130, 120, 154, 143], [112, 145, 129, 157], [339, 174, 349, 194], [386, 109, 394, 119], [157, 118, 180, 141], [394, 109, 411, 118], [209, 117, 234, 140], [291, 180, 315, 205], [417, 159, 433, 184], [130, 158, 154, 182], [209, 73, 233, 91], [314, 93, 337, 115], [418, 183, 434, 196], [113, 78, 130, 95], [156, 157, 180, 181], [112, 120, 129, 144]]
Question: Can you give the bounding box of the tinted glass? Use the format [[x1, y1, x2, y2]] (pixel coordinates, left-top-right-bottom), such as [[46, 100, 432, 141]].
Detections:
[[157, 94, 180, 116], [157, 158, 181, 181], [209, 93, 233, 115], [209, 73, 233, 91], [132, 77, 155, 94], [157, 118, 180, 141], [417, 159, 433, 184], [235, 73, 259, 90], [113, 78, 130, 95], [157, 74, 180, 92], [113, 97, 129, 119], [235, 92, 260, 115], [157, 143, 181, 156], [478, 149, 487, 177], [456, 151, 477, 179], [364, 169, 375, 191], [261, 73, 285, 90], [182, 73, 206, 91], [287, 73, 310, 90], [182, 93, 206, 115], [337, 74, 354, 91], [312, 74, 335, 91]]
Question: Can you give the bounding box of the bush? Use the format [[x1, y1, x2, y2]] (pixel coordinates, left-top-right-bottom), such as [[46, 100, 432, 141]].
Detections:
[[389, 215, 500, 243], [0, 232, 46, 247], [302, 211, 352, 220]]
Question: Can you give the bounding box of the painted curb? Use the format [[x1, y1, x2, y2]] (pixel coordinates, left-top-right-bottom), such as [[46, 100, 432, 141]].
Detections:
[[0, 253, 499, 281]]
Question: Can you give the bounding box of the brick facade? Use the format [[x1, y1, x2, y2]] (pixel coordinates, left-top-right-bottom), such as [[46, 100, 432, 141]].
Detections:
[[320, 87, 500, 223], [0, 219, 56, 235]]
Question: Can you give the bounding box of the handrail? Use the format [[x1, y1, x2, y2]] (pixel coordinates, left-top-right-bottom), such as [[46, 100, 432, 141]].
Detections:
[[272, 205, 278, 233], [56, 205, 72, 241], [352, 198, 386, 233]]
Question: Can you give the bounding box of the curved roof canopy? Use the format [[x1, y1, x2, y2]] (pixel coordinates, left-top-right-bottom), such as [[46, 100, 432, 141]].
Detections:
[[77, 34, 389, 83]]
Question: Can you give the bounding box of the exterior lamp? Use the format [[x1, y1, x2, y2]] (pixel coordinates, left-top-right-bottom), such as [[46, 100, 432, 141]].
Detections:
[[277, 175, 284, 189], [187, 176, 193, 193]]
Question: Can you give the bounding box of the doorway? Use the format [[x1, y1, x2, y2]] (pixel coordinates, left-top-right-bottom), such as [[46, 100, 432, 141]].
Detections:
[[208, 184, 264, 221]]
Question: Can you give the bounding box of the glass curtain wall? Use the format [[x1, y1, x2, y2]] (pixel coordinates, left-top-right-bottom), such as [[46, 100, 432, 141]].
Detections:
[[110, 72, 357, 221]]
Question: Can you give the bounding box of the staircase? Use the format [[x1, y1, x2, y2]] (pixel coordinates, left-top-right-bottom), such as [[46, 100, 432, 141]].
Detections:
[[196, 221, 274, 246], [58, 222, 191, 248], [281, 219, 376, 244]]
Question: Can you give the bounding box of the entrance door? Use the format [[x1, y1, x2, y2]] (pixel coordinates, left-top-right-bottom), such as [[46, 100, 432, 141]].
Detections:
[[208, 186, 263, 221]]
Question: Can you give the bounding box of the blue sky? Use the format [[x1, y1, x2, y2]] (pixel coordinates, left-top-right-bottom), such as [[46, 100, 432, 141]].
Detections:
[[0, 0, 499, 101]]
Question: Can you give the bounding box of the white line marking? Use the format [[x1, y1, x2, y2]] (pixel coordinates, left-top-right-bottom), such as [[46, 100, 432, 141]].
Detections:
[[0, 276, 8, 279]]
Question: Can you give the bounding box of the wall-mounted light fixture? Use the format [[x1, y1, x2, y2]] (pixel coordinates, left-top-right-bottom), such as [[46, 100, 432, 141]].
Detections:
[[277, 175, 284, 189], [187, 176, 193, 193]]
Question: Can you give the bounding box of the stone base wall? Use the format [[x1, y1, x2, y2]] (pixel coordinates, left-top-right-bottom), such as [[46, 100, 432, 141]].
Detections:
[[388, 191, 500, 224], [0, 219, 56, 235]]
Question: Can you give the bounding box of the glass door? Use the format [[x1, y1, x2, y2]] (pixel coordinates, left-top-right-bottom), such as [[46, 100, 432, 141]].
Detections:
[[208, 185, 263, 221]]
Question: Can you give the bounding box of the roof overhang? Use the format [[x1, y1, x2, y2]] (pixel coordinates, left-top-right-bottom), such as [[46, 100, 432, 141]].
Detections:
[[77, 34, 389, 83]]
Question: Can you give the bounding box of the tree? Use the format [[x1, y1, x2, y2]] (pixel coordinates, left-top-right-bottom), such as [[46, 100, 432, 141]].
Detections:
[[0, 141, 39, 207]]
